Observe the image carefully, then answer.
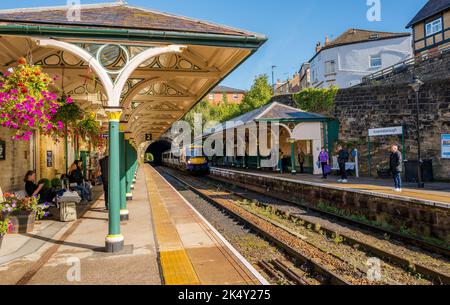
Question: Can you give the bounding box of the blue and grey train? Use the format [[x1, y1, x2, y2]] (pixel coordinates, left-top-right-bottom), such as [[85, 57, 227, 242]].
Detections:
[[162, 145, 210, 175]]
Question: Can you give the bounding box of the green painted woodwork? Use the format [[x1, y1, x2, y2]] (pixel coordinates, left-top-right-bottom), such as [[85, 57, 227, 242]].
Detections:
[[108, 120, 121, 236]]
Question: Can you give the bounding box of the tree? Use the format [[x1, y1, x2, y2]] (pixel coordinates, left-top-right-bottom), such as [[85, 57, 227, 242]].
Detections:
[[182, 75, 273, 132], [239, 74, 272, 113]]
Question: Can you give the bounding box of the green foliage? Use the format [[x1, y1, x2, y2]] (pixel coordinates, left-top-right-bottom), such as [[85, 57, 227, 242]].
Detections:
[[51, 178, 62, 188], [38, 178, 52, 191], [184, 75, 272, 130], [239, 75, 272, 113], [0, 218, 8, 236], [145, 153, 154, 162], [293, 86, 338, 113], [52, 96, 84, 127], [77, 113, 101, 141]]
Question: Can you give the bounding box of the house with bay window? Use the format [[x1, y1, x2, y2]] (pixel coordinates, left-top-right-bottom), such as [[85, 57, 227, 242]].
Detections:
[[307, 29, 412, 88]]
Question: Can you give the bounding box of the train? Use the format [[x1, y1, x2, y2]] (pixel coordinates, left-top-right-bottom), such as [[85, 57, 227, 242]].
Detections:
[[162, 145, 210, 175]]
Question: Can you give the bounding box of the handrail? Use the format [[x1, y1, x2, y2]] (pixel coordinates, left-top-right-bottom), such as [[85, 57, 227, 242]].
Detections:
[[362, 44, 450, 83]]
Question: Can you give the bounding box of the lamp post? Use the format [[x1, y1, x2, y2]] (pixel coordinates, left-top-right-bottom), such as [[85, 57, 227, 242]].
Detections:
[[271, 65, 277, 94], [408, 76, 424, 188]]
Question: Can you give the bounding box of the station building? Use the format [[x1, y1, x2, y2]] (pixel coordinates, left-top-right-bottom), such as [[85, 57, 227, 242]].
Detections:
[[203, 102, 335, 175], [0, 1, 266, 252]]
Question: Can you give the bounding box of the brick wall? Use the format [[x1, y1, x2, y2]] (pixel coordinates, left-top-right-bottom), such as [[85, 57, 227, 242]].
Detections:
[[0, 128, 33, 192], [334, 77, 450, 180]]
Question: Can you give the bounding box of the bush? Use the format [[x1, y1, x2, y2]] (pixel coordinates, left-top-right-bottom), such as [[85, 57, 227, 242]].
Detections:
[[293, 86, 338, 114], [51, 178, 62, 188], [38, 178, 52, 190]]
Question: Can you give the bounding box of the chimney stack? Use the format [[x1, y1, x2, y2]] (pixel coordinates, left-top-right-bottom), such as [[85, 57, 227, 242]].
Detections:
[[325, 36, 330, 46], [315, 42, 322, 53]]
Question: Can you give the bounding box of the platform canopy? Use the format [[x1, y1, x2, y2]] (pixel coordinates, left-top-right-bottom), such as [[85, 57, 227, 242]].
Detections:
[[0, 1, 266, 148], [203, 102, 330, 137]]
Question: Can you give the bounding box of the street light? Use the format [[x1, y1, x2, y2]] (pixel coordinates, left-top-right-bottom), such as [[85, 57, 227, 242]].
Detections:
[[408, 76, 424, 188], [271, 65, 277, 94]]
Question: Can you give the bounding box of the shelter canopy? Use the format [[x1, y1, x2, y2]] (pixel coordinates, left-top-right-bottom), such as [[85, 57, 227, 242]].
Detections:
[[0, 1, 266, 148]]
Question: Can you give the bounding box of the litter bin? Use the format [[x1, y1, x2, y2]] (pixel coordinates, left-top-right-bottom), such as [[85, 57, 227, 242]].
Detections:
[[404, 159, 434, 183]]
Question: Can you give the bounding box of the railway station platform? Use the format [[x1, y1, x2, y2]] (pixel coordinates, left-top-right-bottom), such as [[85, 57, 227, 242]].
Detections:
[[209, 167, 450, 245], [210, 167, 450, 206], [0, 165, 266, 285]]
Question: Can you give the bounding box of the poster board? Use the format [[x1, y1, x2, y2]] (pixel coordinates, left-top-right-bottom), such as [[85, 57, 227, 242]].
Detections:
[[442, 134, 450, 159]]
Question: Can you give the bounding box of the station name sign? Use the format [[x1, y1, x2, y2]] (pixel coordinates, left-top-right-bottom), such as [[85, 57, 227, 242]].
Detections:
[[369, 126, 403, 137]]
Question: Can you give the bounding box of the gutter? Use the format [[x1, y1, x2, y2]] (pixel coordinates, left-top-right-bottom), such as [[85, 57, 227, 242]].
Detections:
[[0, 24, 268, 49]]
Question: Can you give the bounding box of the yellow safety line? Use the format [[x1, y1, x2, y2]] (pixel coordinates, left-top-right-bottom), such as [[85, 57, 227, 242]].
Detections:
[[144, 166, 200, 285]]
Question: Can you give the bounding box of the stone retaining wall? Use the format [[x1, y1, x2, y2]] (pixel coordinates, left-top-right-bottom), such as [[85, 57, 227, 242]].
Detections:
[[334, 77, 450, 180], [210, 168, 450, 245]]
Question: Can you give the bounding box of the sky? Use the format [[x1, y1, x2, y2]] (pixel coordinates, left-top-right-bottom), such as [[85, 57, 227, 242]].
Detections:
[[0, 0, 428, 90]]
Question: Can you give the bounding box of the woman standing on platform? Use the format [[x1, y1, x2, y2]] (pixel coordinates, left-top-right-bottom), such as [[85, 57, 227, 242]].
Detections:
[[319, 147, 329, 179]]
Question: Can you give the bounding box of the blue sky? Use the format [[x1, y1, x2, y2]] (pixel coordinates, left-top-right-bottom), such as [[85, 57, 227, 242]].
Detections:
[[0, 0, 428, 89]]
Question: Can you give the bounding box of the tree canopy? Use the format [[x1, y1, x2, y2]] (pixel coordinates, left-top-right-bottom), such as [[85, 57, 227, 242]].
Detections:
[[183, 74, 272, 130]]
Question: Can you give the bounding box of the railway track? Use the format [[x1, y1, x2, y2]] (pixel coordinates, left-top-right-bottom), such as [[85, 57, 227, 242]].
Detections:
[[206, 177, 450, 285], [159, 167, 373, 285], [209, 168, 450, 258], [160, 166, 450, 285]]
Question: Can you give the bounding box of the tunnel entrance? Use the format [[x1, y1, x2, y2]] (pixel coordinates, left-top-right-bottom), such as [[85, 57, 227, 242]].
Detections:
[[146, 139, 172, 166]]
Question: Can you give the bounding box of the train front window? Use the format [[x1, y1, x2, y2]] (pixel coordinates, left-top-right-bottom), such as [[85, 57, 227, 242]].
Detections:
[[186, 147, 203, 158]]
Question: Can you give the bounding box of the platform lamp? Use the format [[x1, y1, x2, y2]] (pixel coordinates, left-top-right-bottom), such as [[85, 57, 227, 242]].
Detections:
[[271, 65, 277, 94], [408, 76, 425, 188]]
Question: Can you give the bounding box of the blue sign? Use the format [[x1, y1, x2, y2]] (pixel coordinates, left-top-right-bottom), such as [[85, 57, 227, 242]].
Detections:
[[442, 134, 450, 159]]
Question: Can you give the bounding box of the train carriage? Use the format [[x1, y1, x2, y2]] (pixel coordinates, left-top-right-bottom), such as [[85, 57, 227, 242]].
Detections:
[[162, 145, 210, 175]]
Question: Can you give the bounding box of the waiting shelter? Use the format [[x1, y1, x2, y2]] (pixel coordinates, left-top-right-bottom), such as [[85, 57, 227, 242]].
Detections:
[[202, 102, 333, 175], [0, 1, 266, 252]]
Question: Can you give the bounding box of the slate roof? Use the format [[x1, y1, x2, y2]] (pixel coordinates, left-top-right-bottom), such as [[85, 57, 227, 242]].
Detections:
[[0, 2, 264, 38], [322, 29, 410, 51], [203, 102, 329, 136], [211, 86, 247, 94], [406, 0, 450, 28]]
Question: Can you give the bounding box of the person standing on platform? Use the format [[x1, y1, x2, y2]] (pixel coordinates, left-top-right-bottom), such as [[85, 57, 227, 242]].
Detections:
[[389, 144, 403, 192], [278, 149, 284, 174], [98, 155, 110, 210], [298, 147, 306, 174], [337, 145, 349, 183], [319, 147, 329, 179]]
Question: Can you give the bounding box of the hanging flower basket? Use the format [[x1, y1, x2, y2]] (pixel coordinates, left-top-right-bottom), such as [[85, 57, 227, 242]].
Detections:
[[0, 58, 68, 140]]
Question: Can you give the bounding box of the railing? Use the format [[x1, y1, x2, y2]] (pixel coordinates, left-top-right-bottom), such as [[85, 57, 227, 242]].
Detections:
[[362, 44, 450, 83]]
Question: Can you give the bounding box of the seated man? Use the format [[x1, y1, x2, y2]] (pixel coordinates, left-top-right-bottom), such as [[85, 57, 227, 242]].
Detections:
[[68, 162, 91, 202]]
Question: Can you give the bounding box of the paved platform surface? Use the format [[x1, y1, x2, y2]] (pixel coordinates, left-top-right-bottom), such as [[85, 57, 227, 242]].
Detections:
[[211, 167, 450, 207], [144, 165, 266, 285], [0, 169, 161, 285], [0, 166, 266, 285]]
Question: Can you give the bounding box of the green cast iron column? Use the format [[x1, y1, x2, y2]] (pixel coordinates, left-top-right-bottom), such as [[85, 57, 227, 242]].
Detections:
[[125, 136, 133, 200], [125, 139, 133, 194], [119, 127, 128, 221], [257, 142, 261, 170], [290, 139, 297, 175], [132, 146, 138, 185], [105, 110, 124, 253]]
